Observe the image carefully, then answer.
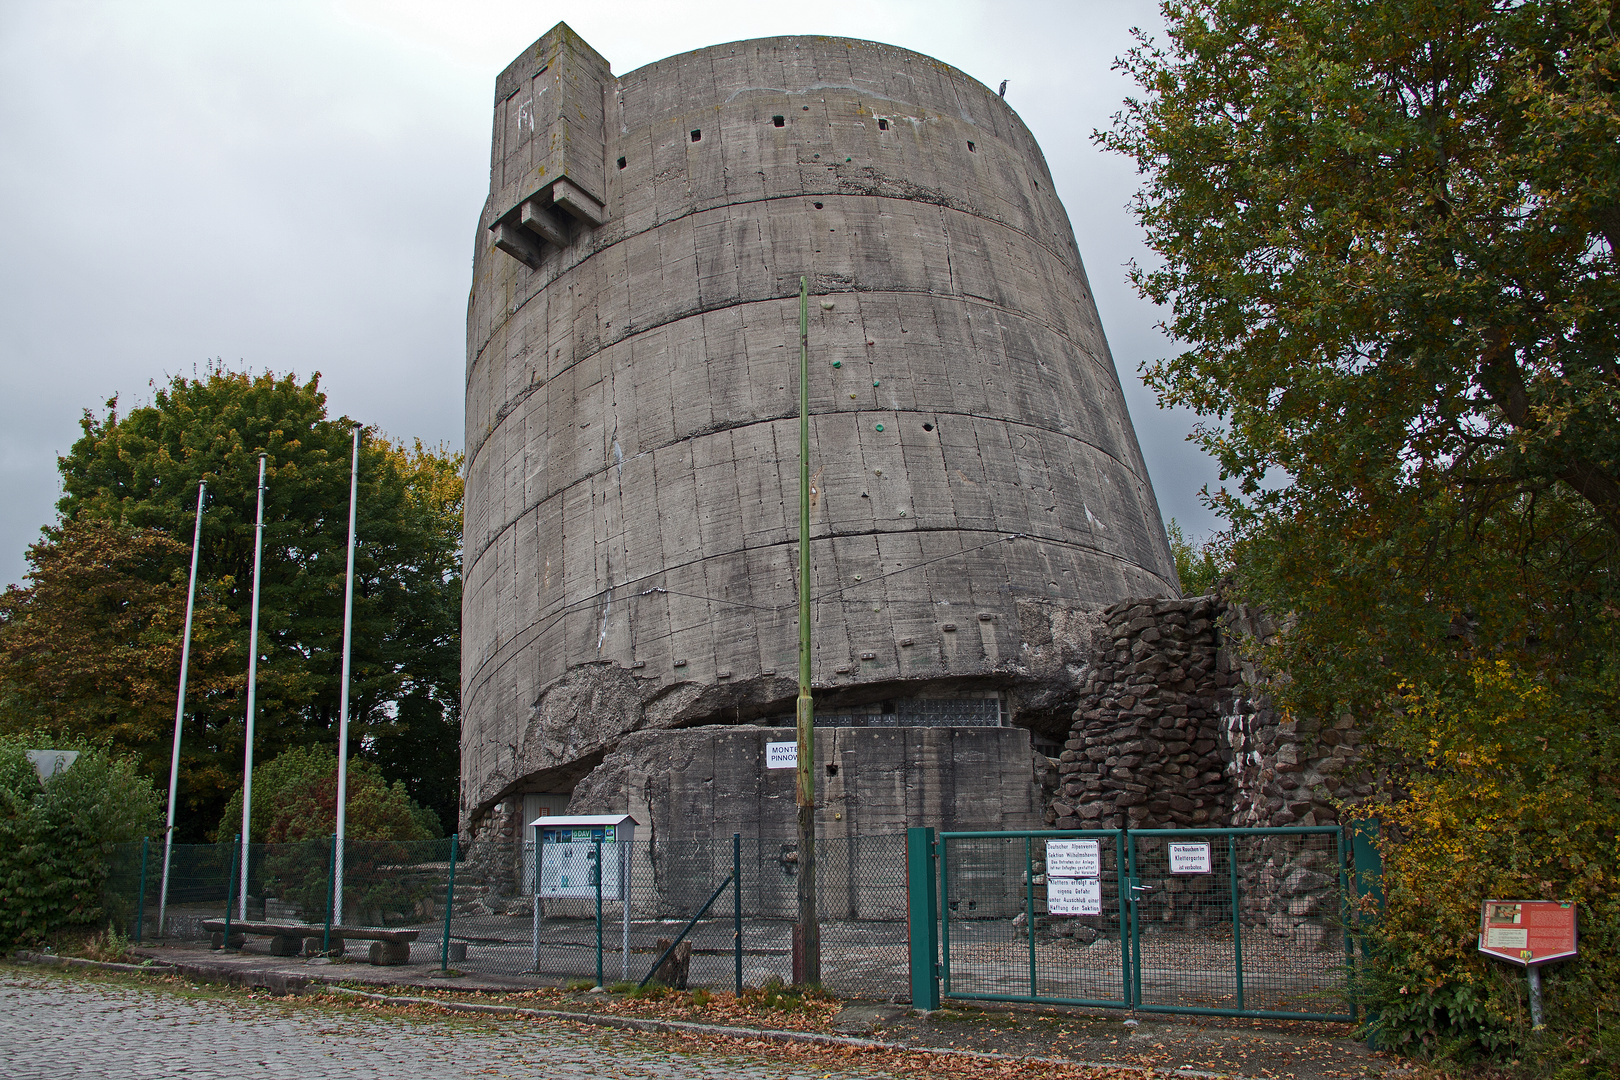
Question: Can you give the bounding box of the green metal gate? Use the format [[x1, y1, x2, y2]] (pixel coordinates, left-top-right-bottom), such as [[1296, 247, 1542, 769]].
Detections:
[[907, 826, 1356, 1021]]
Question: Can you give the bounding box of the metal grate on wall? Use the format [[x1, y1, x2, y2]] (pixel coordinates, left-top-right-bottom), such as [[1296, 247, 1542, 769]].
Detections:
[[770, 692, 1003, 729]]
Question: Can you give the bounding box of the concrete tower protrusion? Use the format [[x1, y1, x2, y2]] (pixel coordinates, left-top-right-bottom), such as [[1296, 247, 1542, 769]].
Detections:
[[462, 26, 1178, 839]]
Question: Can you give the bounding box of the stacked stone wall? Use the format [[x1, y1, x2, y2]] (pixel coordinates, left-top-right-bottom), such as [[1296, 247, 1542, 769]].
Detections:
[[1051, 595, 1370, 833], [1051, 596, 1234, 830]]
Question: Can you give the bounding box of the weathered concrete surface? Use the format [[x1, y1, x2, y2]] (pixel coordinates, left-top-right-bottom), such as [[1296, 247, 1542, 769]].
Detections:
[[568, 724, 1045, 842], [462, 24, 1179, 828]]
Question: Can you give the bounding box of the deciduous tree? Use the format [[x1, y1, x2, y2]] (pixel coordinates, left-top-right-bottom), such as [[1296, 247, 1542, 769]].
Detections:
[[2, 368, 462, 840], [1105, 0, 1620, 1062]]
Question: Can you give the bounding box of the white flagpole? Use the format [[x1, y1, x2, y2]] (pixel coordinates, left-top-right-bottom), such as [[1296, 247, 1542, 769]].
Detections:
[[334, 424, 360, 926], [159, 478, 206, 937], [239, 455, 267, 920]]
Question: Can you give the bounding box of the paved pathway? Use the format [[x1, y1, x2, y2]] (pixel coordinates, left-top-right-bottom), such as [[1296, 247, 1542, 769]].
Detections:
[[0, 969, 875, 1079]]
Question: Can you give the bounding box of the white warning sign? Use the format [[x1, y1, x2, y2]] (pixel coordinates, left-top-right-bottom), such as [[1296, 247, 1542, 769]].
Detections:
[[1169, 842, 1212, 874], [1046, 839, 1101, 879], [1047, 876, 1103, 916]]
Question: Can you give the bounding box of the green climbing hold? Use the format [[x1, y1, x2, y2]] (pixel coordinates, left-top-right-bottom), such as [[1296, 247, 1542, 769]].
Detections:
[[875, 423, 885, 432], [832, 360, 842, 368], [873, 380, 881, 387]]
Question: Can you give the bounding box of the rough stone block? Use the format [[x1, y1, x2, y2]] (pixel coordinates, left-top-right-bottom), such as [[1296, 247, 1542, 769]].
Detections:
[[369, 940, 411, 966]]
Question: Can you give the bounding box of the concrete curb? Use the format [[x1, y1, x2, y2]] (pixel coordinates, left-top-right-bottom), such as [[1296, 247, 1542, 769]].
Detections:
[[9, 951, 1246, 1080]]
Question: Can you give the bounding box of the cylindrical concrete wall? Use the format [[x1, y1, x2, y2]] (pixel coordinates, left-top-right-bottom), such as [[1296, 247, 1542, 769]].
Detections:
[[462, 27, 1177, 825]]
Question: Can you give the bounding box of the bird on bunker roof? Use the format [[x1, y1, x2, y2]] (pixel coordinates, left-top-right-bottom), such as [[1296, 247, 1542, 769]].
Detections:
[[998, 79, 1007, 97]]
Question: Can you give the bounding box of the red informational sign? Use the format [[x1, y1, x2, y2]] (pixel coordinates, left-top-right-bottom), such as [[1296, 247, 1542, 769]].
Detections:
[[1478, 900, 1578, 966]]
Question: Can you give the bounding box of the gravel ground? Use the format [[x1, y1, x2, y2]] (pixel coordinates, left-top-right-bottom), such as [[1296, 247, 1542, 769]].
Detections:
[[0, 966, 888, 1080]]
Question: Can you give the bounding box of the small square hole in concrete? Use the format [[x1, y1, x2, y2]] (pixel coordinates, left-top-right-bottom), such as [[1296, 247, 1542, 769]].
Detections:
[[772, 115, 785, 127], [691, 129, 701, 142], [617, 156, 626, 169], [878, 118, 889, 130]]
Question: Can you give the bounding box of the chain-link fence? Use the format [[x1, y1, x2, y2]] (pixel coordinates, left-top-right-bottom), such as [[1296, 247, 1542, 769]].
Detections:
[[101, 833, 909, 999], [934, 826, 1353, 1020]]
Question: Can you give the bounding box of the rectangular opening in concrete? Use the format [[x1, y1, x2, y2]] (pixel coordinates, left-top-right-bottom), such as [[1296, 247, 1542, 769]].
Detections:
[[772, 115, 785, 127], [690, 129, 701, 142]]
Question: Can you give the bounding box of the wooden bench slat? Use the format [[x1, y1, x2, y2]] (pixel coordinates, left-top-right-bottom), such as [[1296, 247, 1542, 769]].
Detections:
[[200, 919, 419, 942]]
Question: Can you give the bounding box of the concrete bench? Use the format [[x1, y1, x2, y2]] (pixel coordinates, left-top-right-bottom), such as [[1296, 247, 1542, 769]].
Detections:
[[201, 920, 421, 965]]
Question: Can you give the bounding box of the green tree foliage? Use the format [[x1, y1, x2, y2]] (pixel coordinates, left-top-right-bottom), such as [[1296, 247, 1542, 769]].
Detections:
[[1165, 518, 1224, 595], [1105, 0, 1619, 1067], [0, 368, 462, 840], [0, 735, 162, 946], [217, 744, 438, 919], [0, 522, 241, 818], [216, 743, 434, 845]]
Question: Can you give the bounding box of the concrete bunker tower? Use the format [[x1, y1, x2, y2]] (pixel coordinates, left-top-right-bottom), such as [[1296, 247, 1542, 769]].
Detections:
[[463, 24, 1178, 845]]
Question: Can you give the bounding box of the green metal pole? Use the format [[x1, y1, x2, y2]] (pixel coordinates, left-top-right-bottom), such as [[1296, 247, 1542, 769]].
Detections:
[[1025, 835, 1036, 998], [1229, 834, 1244, 1012], [222, 833, 239, 949], [1127, 832, 1142, 1009], [795, 274, 819, 985], [1337, 826, 1354, 1021], [1115, 831, 1132, 1006], [323, 832, 336, 956], [441, 833, 458, 972], [938, 834, 952, 997], [733, 832, 743, 997], [905, 827, 940, 1010], [136, 837, 149, 944], [594, 835, 604, 988]]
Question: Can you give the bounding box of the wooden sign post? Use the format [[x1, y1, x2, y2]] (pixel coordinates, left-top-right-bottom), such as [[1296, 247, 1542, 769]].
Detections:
[[1478, 900, 1577, 1028]]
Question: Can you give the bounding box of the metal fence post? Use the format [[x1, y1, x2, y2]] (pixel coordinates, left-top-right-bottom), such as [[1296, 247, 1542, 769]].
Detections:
[[1228, 833, 1244, 1012], [733, 832, 743, 996], [1115, 830, 1132, 1007], [323, 832, 336, 956], [222, 834, 239, 949], [135, 836, 149, 944], [441, 833, 458, 972], [1127, 830, 1143, 1009], [905, 826, 940, 1010], [1025, 834, 1036, 998], [594, 834, 604, 988]]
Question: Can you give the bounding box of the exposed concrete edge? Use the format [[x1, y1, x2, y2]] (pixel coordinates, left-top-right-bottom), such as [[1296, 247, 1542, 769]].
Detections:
[[11, 952, 177, 976], [9, 951, 1249, 1080]]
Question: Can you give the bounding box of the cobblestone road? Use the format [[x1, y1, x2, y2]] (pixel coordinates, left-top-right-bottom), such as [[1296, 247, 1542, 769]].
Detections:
[[0, 969, 878, 1079]]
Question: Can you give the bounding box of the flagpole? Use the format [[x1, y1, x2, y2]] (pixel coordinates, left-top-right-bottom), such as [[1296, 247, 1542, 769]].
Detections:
[[159, 478, 206, 936], [239, 454, 266, 920], [795, 276, 819, 984], [334, 424, 361, 926]]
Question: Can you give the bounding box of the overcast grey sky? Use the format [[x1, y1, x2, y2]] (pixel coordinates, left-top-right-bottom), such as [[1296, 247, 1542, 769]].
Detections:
[[0, 0, 1219, 588]]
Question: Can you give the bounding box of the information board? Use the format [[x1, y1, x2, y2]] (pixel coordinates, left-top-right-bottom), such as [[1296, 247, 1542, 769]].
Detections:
[[1478, 900, 1577, 966], [1048, 876, 1103, 916], [1047, 839, 1101, 879], [766, 742, 797, 769], [1169, 842, 1212, 874], [539, 825, 624, 900]]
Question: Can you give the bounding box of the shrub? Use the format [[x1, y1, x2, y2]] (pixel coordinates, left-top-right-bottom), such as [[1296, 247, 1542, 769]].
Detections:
[[0, 735, 161, 946]]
